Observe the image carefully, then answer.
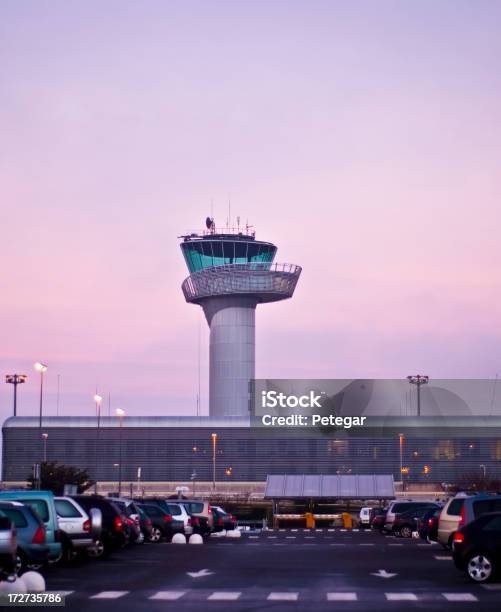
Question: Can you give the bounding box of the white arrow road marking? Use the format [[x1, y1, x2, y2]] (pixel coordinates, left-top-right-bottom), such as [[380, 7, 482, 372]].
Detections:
[[371, 569, 398, 579], [187, 569, 214, 578]]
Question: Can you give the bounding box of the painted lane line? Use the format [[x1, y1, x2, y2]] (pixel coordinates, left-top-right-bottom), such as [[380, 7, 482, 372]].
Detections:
[[267, 536, 277, 539], [388, 543, 404, 546], [273, 543, 286, 546], [91, 592, 129, 600], [286, 536, 296, 539], [291, 529, 298, 532], [359, 543, 375, 546], [268, 593, 299, 601], [385, 593, 418, 601], [340, 529, 347, 532], [305, 536, 316, 539], [149, 592, 186, 601], [481, 584, 501, 590], [248, 535, 259, 539], [352, 529, 359, 532], [442, 593, 477, 602], [207, 592, 241, 601], [330, 543, 346, 546], [328, 528, 335, 532], [327, 593, 357, 601], [434, 555, 452, 561]]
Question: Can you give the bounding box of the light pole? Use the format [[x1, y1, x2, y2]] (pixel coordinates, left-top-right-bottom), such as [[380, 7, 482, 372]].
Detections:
[[5, 374, 27, 416], [94, 394, 102, 494], [398, 433, 404, 484], [42, 433, 48, 462], [116, 408, 125, 496], [211, 433, 217, 491], [34, 363, 48, 429], [407, 375, 429, 417]]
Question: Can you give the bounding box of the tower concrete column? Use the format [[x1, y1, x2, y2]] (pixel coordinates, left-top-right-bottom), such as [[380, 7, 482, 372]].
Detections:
[[202, 296, 258, 417]]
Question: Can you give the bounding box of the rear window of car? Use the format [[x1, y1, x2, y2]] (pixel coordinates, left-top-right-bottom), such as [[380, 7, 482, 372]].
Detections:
[[447, 499, 465, 516], [1, 508, 28, 528], [55, 500, 82, 518], [188, 503, 204, 513], [169, 504, 182, 516], [75, 498, 117, 519], [143, 505, 162, 518], [482, 515, 501, 531], [20, 500, 49, 523], [473, 499, 501, 518]]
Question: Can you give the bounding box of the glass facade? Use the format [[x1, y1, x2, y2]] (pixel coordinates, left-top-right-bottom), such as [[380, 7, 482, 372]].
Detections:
[[181, 237, 276, 273]]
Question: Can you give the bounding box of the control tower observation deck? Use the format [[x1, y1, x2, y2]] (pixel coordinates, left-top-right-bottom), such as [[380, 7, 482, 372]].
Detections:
[[180, 219, 301, 417]]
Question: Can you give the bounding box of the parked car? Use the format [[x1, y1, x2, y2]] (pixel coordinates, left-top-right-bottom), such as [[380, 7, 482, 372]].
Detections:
[[138, 503, 183, 542], [136, 505, 153, 541], [437, 494, 501, 550], [54, 496, 102, 561], [167, 503, 194, 537], [0, 491, 62, 563], [418, 507, 442, 542], [452, 512, 501, 583], [174, 500, 214, 537], [0, 515, 16, 577], [107, 498, 144, 544], [382, 500, 440, 534], [390, 505, 439, 538], [359, 507, 372, 528], [371, 509, 388, 531], [71, 496, 128, 558], [212, 506, 237, 531], [0, 501, 50, 572]]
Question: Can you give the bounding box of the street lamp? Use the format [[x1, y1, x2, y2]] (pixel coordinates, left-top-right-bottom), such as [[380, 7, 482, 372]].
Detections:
[[225, 467, 233, 477], [42, 433, 48, 462], [5, 374, 27, 416], [211, 433, 217, 491], [398, 433, 404, 484], [34, 363, 48, 429], [94, 394, 103, 494], [116, 408, 125, 496], [407, 375, 429, 417]]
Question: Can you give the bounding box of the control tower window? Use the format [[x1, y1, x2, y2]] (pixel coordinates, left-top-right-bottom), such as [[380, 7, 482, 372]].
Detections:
[[182, 240, 276, 272]]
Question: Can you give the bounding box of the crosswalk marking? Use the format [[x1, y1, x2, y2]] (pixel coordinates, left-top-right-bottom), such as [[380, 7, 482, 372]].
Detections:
[[91, 591, 128, 599], [385, 593, 418, 601], [208, 592, 241, 601], [327, 592, 357, 601], [268, 592, 298, 601], [442, 593, 478, 602], [149, 591, 186, 600], [434, 555, 452, 560]]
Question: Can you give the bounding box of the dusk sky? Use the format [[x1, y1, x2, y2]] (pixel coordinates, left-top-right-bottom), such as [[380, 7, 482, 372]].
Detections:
[[1, 0, 500, 424]]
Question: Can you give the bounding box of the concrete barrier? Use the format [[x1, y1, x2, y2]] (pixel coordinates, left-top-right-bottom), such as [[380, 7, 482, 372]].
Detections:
[[189, 534, 203, 545], [172, 533, 187, 544], [0, 576, 27, 593], [20, 571, 45, 592]]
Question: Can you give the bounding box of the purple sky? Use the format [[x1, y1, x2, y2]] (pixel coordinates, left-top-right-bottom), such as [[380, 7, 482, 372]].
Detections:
[[1, 1, 500, 423]]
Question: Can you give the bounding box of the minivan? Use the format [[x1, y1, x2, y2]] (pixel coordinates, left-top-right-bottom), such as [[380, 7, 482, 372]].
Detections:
[[383, 500, 441, 533]]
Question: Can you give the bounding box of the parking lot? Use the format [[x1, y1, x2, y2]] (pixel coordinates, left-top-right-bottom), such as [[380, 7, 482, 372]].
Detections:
[[43, 528, 501, 611]]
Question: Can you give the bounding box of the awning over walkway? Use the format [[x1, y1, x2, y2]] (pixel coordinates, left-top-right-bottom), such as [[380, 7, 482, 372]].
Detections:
[[264, 474, 395, 500]]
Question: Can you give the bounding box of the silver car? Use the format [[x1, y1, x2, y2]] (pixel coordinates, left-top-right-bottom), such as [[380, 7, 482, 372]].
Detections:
[[168, 503, 193, 535], [55, 497, 102, 560]]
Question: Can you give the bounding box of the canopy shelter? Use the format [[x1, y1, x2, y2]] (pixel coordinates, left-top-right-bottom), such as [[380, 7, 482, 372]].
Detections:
[[265, 474, 395, 500]]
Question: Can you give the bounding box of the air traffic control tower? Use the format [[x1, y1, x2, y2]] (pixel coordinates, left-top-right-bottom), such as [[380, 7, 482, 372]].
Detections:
[[180, 219, 301, 417]]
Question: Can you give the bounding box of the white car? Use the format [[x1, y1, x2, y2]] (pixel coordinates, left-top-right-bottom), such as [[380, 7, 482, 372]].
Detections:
[[54, 497, 102, 560], [359, 507, 372, 527], [168, 503, 193, 535]]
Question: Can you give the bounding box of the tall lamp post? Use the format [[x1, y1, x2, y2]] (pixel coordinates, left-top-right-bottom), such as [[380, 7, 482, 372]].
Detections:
[[211, 433, 217, 491], [407, 375, 429, 417], [94, 394, 102, 494], [42, 433, 48, 462], [116, 408, 125, 496], [398, 433, 404, 484], [34, 362, 48, 468], [5, 374, 27, 416]]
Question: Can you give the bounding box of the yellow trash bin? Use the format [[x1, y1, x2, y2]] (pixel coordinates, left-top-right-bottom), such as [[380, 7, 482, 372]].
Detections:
[[305, 512, 315, 529], [342, 512, 353, 529]]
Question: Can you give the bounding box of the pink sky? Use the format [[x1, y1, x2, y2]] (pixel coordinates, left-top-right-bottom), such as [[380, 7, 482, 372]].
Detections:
[[1, 1, 500, 422]]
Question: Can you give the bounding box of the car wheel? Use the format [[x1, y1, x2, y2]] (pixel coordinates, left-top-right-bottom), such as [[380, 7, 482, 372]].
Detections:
[[149, 527, 162, 543], [400, 526, 412, 539], [467, 553, 494, 583], [87, 540, 105, 559]]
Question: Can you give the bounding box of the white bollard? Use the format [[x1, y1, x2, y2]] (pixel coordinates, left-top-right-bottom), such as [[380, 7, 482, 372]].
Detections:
[[226, 529, 241, 538], [171, 533, 187, 544], [20, 571, 46, 592], [0, 576, 28, 593], [189, 534, 203, 545]]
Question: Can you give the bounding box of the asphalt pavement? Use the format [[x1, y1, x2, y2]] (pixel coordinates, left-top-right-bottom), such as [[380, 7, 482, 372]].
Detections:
[[42, 529, 501, 611]]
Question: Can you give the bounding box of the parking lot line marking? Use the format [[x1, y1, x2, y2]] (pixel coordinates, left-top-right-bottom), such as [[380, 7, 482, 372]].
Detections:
[[388, 544, 404, 546], [327, 593, 357, 601], [358, 543, 375, 546], [267, 536, 277, 539], [330, 543, 346, 546], [273, 543, 286, 546], [268, 593, 299, 601], [286, 536, 296, 539], [353, 529, 359, 532], [385, 593, 418, 601], [248, 535, 259, 539], [207, 592, 241, 601], [434, 555, 452, 560], [340, 528, 347, 531], [91, 591, 129, 599], [149, 592, 187, 601], [315, 529, 323, 532], [305, 536, 316, 539], [442, 593, 478, 602], [481, 584, 501, 590], [291, 529, 298, 532], [247, 543, 261, 545], [328, 528, 335, 531]]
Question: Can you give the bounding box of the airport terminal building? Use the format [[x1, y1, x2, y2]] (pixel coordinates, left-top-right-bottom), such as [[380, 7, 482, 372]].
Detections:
[[3, 415, 501, 487]]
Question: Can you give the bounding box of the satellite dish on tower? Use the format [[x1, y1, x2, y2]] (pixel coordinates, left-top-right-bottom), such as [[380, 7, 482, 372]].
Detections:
[[205, 217, 215, 232]]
